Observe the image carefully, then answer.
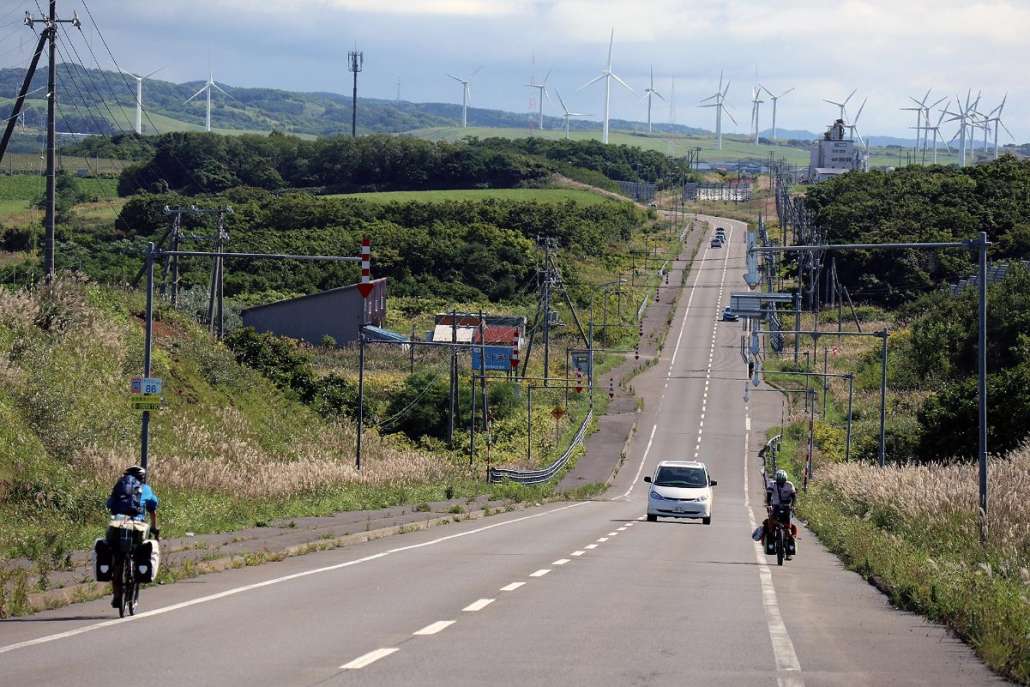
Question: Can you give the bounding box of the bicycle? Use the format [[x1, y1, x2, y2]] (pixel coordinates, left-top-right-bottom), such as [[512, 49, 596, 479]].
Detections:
[[115, 548, 140, 618], [767, 504, 795, 567]]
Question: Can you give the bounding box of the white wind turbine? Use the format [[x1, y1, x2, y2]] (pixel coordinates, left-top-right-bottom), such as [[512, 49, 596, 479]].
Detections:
[[901, 89, 931, 159], [447, 68, 480, 128], [699, 71, 734, 150], [984, 95, 1014, 160], [578, 28, 632, 144], [125, 67, 163, 135], [641, 65, 664, 134], [824, 89, 857, 122], [921, 109, 951, 164], [760, 85, 794, 143], [749, 85, 765, 144], [526, 68, 551, 131], [185, 71, 234, 133], [554, 90, 589, 140], [944, 91, 978, 167]]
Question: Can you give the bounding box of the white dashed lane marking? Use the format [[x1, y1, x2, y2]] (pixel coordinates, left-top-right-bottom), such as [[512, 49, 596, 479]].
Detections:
[[499, 582, 524, 592], [340, 648, 398, 670], [413, 620, 455, 636], [463, 598, 494, 612], [529, 569, 551, 578]]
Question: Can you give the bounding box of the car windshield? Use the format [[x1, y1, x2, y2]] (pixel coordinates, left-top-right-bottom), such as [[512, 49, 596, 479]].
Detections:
[[653, 466, 708, 488]]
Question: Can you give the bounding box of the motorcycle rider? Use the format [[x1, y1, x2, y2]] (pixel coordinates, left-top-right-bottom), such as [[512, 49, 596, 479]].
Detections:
[[764, 469, 797, 559]]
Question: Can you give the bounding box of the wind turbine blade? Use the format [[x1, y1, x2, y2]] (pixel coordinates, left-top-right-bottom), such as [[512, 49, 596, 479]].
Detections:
[[699, 93, 719, 103], [823, 99, 842, 107], [843, 89, 856, 106], [853, 97, 868, 124], [929, 97, 947, 110], [935, 110, 947, 127], [1000, 120, 1015, 140], [780, 87, 794, 97], [759, 83, 774, 98], [447, 74, 464, 83], [144, 66, 165, 79], [543, 88, 551, 103], [185, 85, 207, 104], [653, 91, 665, 102], [578, 73, 606, 91], [212, 82, 234, 98], [470, 66, 482, 79], [607, 27, 614, 68], [722, 80, 731, 97], [610, 72, 633, 92], [555, 89, 569, 114], [723, 107, 737, 125], [699, 103, 719, 109], [543, 69, 551, 85]]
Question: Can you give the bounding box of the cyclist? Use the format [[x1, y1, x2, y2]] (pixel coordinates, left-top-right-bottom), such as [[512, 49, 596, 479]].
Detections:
[[764, 469, 797, 559], [106, 465, 159, 608]]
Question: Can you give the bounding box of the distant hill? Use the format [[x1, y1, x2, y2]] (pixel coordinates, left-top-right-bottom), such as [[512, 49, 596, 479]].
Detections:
[[0, 63, 707, 140]]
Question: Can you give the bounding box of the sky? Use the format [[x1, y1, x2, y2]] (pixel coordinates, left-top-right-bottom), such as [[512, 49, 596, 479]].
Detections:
[[1, 0, 1027, 141]]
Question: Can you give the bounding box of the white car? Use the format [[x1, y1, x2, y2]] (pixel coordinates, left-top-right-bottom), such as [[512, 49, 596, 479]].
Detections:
[[644, 460, 717, 524]]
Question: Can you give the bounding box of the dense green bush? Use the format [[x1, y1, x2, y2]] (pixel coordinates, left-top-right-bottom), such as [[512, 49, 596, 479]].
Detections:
[[806, 156, 1030, 306]]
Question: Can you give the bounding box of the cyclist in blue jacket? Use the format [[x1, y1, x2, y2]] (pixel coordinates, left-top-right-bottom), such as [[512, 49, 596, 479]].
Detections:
[[106, 466, 159, 607]]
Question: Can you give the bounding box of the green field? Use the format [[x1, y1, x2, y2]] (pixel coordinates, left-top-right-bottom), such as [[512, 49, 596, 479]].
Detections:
[[331, 187, 619, 205], [0, 174, 120, 221], [405, 126, 961, 169]]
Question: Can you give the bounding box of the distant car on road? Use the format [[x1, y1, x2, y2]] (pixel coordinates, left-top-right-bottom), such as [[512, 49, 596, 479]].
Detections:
[[710, 238, 723, 248], [722, 307, 738, 321], [644, 460, 717, 524]]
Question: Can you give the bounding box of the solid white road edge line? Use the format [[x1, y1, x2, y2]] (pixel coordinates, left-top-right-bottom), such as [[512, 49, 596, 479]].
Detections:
[[463, 598, 495, 612], [340, 647, 399, 670], [0, 501, 589, 656], [744, 403, 805, 687], [622, 423, 657, 498], [413, 620, 455, 636]]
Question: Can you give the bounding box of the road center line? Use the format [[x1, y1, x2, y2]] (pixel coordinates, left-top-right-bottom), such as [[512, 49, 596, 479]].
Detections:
[[570, 550, 586, 557], [463, 598, 494, 612], [552, 558, 571, 566], [413, 620, 455, 636], [340, 647, 398, 670], [585, 544, 598, 549], [529, 569, 551, 578], [500, 582, 525, 592], [622, 423, 657, 498], [0, 502, 589, 656]]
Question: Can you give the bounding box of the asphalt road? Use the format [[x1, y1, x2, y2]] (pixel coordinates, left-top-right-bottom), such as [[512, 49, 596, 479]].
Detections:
[[0, 216, 1004, 686]]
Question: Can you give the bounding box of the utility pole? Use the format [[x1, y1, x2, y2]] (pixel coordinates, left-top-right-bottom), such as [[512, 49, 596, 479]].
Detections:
[[542, 240, 552, 386], [16, 3, 80, 284], [348, 48, 364, 138]]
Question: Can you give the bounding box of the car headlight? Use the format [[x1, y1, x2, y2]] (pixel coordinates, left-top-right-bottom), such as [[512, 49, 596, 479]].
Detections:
[[649, 490, 666, 500], [697, 494, 709, 502]]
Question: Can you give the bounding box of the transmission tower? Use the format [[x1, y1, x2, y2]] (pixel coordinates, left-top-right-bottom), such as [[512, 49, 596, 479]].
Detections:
[[348, 48, 364, 138]]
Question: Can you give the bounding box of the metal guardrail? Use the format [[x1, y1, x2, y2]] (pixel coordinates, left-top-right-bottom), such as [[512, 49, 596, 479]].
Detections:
[[488, 409, 593, 484]]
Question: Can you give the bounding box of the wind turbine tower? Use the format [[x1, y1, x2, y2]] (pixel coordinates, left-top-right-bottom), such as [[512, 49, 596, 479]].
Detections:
[[985, 95, 1013, 160], [185, 72, 232, 133], [579, 28, 632, 144], [760, 85, 794, 143], [699, 71, 734, 150], [127, 67, 162, 135], [749, 86, 765, 144], [555, 90, 589, 140], [944, 91, 978, 167], [447, 68, 480, 128], [642, 66, 665, 134], [668, 78, 676, 124], [526, 69, 551, 130]]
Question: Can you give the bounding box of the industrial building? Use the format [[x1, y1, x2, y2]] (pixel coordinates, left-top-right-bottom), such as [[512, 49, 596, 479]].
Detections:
[[808, 119, 864, 181], [240, 278, 388, 347]]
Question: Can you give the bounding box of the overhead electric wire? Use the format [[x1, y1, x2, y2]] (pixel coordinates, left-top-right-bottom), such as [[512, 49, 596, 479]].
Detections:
[[78, 0, 160, 135], [54, 15, 131, 133], [53, 44, 113, 139]]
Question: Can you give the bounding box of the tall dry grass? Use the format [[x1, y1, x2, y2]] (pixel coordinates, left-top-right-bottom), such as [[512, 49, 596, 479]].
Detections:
[[819, 448, 1030, 565]]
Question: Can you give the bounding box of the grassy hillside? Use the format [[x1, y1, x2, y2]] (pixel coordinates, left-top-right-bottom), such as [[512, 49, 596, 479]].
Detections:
[[407, 126, 962, 168], [0, 279, 485, 561]]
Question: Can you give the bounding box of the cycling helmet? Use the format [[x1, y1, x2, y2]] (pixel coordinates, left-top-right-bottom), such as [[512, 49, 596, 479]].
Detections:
[[124, 465, 146, 481], [774, 469, 788, 485]]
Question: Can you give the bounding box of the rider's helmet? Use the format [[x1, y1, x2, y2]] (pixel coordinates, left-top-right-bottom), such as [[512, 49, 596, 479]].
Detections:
[[774, 469, 788, 485], [124, 465, 146, 481]]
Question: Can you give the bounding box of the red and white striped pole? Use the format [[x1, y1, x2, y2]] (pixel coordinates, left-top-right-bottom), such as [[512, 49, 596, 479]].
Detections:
[[511, 332, 520, 372], [357, 237, 373, 299]]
